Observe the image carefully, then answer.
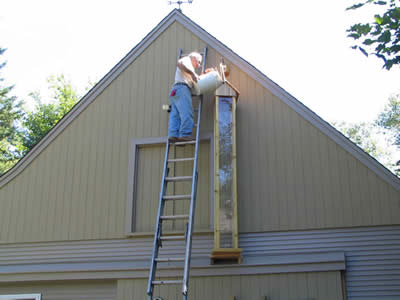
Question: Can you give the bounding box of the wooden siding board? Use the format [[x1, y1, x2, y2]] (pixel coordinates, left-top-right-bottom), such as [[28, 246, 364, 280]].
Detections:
[[300, 120, 315, 228], [264, 91, 279, 230], [237, 68, 250, 231], [136, 55, 146, 138], [160, 28, 169, 137], [103, 87, 116, 237], [142, 43, 152, 138], [274, 96, 290, 231], [359, 163, 373, 226], [348, 152, 361, 227], [108, 78, 120, 237], [355, 157, 368, 226], [254, 81, 265, 231], [318, 132, 331, 228], [77, 108, 90, 239], [285, 107, 299, 230], [33, 145, 44, 241], [70, 118, 83, 240], [18, 160, 32, 242], [246, 77, 258, 230], [116, 76, 130, 236], [389, 186, 400, 224], [337, 144, 352, 227], [91, 94, 104, 238], [84, 103, 99, 239], [46, 129, 60, 239], [67, 123, 80, 240], [293, 112, 308, 230], [39, 144, 53, 240], [117, 75, 128, 234], [0, 182, 11, 241], [327, 135, 342, 227], [309, 126, 323, 228], [102, 87, 116, 237], [1, 180, 12, 241]]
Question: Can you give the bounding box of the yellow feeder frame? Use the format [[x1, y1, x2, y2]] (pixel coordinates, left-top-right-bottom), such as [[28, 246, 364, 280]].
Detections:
[[211, 81, 242, 264]]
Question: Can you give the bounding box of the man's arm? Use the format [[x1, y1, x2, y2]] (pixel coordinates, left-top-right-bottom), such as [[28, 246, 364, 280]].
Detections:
[[177, 60, 198, 82]]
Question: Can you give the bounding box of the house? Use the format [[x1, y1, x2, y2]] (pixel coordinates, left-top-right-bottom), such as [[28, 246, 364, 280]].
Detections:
[[0, 9, 399, 300]]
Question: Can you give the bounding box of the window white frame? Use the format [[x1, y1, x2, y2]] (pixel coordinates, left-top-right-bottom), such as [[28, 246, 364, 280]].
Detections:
[[125, 134, 214, 235], [0, 294, 41, 300]]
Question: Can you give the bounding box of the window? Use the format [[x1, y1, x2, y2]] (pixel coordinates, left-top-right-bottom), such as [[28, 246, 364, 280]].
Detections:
[[125, 135, 214, 235]]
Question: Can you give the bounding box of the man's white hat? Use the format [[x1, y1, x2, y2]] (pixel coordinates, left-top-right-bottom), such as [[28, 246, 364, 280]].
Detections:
[[189, 52, 202, 63]]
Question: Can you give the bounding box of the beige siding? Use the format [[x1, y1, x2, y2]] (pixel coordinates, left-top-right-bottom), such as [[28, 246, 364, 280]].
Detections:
[[0, 280, 116, 300], [117, 271, 343, 300], [228, 61, 400, 232], [1, 20, 400, 244]]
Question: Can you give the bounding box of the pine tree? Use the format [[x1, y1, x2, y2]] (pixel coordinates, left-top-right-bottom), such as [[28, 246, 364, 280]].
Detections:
[[0, 48, 24, 175]]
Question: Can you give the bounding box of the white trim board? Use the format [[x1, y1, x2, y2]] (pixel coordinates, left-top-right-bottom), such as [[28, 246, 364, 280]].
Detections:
[[0, 295, 41, 300], [1, 9, 399, 192]]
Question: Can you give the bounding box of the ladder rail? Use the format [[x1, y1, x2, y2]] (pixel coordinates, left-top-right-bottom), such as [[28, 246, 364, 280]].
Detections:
[[182, 95, 202, 296], [183, 47, 206, 297], [147, 142, 170, 297]]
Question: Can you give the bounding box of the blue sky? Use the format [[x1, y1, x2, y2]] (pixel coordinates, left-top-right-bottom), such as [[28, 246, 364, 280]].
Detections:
[[1, 0, 399, 124]]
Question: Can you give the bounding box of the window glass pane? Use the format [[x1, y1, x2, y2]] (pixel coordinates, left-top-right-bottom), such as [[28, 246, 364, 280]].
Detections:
[[218, 97, 233, 248]]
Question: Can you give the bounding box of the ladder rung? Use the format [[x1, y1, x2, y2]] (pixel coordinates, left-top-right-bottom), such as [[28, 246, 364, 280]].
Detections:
[[155, 257, 185, 262], [173, 140, 196, 146], [160, 235, 185, 241], [163, 194, 191, 200], [168, 157, 195, 163], [160, 214, 189, 220], [152, 280, 182, 285], [165, 176, 193, 182]]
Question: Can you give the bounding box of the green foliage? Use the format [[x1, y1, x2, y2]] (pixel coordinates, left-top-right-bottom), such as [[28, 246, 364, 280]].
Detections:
[[333, 93, 400, 177], [334, 121, 386, 157], [347, 0, 400, 70], [334, 120, 399, 176], [21, 75, 80, 153], [0, 48, 24, 175], [376, 93, 400, 174], [377, 93, 400, 145]]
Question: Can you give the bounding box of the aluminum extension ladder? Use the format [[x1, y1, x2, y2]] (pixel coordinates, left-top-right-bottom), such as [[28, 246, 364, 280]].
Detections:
[[147, 47, 208, 300]]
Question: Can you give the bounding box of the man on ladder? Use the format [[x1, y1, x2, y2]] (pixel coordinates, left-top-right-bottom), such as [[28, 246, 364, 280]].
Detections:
[[168, 51, 208, 142], [147, 48, 208, 300]]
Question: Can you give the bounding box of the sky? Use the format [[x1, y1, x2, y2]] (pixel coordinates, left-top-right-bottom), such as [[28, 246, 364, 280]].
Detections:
[[1, 0, 400, 125]]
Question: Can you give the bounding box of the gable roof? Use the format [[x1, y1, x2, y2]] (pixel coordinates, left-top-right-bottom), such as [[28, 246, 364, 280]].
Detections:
[[1, 9, 399, 191]]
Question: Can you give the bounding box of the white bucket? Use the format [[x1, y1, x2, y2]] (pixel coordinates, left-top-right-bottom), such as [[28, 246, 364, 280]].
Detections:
[[192, 70, 223, 95]]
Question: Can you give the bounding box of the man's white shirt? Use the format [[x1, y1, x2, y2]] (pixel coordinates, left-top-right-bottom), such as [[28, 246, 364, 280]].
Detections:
[[174, 56, 197, 88]]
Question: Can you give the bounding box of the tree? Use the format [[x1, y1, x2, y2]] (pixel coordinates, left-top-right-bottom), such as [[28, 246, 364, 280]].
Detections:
[[0, 48, 24, 175], [347, 0, 400, 70], [376, 92, 400, 173], [333, 121, 399, 176], [21, 75, 80, 153], [333, 122, 393, 165]]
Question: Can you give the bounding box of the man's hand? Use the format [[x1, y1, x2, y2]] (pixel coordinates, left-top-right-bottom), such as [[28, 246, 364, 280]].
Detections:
[[203, 67, 216, 74]]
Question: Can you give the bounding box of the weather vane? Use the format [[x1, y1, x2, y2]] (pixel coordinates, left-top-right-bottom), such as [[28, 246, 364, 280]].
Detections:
[[168, 0, 193, 12]]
